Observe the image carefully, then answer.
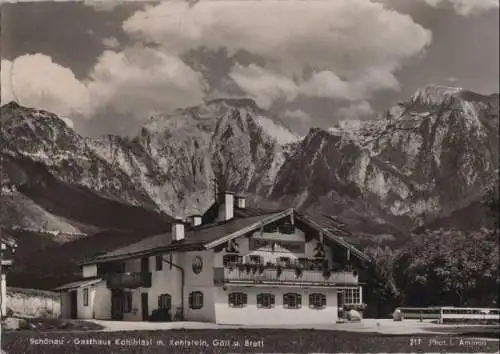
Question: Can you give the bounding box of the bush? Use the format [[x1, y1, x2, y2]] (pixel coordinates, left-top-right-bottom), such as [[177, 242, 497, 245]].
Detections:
[[149, 308, 171, 322]]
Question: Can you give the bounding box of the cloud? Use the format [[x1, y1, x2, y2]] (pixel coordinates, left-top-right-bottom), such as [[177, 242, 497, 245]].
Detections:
[[228, 64, 401, 106], [123, 0, 431, 106], [1, 54, 91, 117], [228, 64, 298, 109], [102, 37, 120, 49], [424, 0, 499, 15], [336, 101, 375, 120], [87, 46, 207, 120], [283, 109, 311, 122], [2, 48, 207, 124]]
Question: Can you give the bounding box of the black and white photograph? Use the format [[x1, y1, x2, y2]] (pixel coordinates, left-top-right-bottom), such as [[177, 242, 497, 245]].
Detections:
[[0, 0, 499, 353]]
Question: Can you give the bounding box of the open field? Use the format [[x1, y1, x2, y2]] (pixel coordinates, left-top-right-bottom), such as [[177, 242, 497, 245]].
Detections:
[[3, 321, 499, 354]]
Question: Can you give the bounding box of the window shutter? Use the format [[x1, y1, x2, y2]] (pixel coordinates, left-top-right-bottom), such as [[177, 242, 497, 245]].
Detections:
[[322, 294, 326, 307], [189, 293, 193, 308], [297, 294, 302, 308]]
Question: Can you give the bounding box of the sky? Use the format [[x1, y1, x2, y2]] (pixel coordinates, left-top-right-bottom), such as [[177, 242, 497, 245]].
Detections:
[[1, 0, 499, 137]]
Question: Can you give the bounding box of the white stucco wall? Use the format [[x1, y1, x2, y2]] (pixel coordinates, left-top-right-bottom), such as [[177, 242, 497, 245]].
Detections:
[[121, 252, 184, 321], [180, 250, 215, 322], [76, 281, 110, 319], [1, 273, 6, 316], [82, 264, 98, 278], [214, 286, 338, 325], [93, 283, 111, 320]]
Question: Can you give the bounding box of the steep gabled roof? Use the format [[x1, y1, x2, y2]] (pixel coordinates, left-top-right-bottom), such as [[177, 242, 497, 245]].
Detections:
[[83, 211, 283, 264], [81, 207, 369, 265]]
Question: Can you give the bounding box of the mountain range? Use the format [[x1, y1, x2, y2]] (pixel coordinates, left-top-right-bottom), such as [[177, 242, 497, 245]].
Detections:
[[1, 84, 498, 288]]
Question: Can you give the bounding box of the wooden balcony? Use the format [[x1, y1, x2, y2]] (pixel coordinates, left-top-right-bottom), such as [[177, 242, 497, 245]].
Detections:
[[213, 266, 358, 287], [106, 272, 152, 289]]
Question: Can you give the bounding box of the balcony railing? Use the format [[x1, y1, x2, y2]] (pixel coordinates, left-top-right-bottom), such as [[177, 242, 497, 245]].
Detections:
[[213, 266, 358, 287], [106, 272, 152, 289]]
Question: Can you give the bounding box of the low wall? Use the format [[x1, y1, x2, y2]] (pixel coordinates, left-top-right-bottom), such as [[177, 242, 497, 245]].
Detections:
[[6, 287, 61, 318]]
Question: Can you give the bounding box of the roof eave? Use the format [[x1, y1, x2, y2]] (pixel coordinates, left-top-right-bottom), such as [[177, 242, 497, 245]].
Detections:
[[79, 242, 206, 266], [295, 213, 370, 263]]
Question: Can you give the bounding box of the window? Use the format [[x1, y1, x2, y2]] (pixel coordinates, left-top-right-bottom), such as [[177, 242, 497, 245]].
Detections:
[[192, 256, 203, 274], [279, 257, 290, 265], [223, 254, 243, 267], [248, 255, 263, 264], [343, 288, 361, 304], [257, 293, 275, 309], [309, 293, 326, 309], [283, 293, 302, 309], [123, 292, 133, 313], [83, 288, 89, 307], [155, 255, 163, 271], [228, 292, 247, 308], [189, 291, 204, 309], [158, 294, 171, 309]]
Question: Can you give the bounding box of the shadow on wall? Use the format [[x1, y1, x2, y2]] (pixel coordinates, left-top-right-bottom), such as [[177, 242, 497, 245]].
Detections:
[[6, 287, 61, 318]]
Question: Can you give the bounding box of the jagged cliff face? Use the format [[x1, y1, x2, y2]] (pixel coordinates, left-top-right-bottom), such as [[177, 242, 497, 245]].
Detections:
[[1, 102, 156, 208], [272, 86, 499, 232], [1, 85, 498, 238], [84, 98, 300, 216]]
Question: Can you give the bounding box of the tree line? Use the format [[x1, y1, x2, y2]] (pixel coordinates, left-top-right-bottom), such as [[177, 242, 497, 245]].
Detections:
[[362, 189, 499, 318]]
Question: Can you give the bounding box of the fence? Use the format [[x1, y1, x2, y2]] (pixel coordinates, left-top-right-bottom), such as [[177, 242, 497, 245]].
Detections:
[[6, 287, 61, 319], [393, 306, 500, 324]]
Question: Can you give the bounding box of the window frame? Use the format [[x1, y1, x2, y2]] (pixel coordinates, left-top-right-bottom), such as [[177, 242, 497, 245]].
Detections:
[[83, 288, 89, 307], [158, 294, 171, 310], [228, 292, 248, 308], [309, 293, 327, 309], [223, 254, 243, 267], [343, 288, 361, 305], [256, 293, 275, 309], [283, 293, 302, 309], [189, 291, 204, 310]]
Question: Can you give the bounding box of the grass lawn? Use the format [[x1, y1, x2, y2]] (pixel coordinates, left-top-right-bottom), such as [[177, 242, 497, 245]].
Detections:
[[3, 328, 499, 354]]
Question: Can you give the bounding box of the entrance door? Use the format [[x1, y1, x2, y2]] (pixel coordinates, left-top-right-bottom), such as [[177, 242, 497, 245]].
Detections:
[[70, 291, 78, 319], [141, 293, 149, 321], [111, 290, 124, 320], [337, 291, 345, 319]]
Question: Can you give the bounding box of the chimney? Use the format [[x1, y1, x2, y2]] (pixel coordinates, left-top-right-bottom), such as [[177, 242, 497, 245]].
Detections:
[[188, 215, 202, 227], [235, 195, 246, 209], [217, 191, 234, 221], [171, 218, 185, 241]]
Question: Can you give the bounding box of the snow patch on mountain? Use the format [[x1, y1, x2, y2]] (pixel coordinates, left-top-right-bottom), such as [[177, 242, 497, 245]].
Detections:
[[410, 84, 463, 106]]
